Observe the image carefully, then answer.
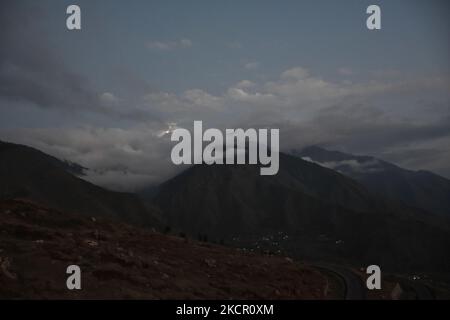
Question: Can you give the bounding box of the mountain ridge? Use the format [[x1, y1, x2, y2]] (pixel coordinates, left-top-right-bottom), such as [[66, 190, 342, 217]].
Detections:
[[293, 146, 450, 217], [149, 151, 450, 271]]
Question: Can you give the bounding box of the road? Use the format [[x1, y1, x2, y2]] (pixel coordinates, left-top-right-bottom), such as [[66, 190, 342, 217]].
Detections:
[[405, 279, 434, 300], [312, 263, 435, 300], [311, 263, 366, 300]]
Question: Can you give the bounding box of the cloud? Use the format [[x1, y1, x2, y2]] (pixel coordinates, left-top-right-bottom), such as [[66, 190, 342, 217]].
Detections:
[[0, 1, 105, 115], [146, 38, 192, 51], [227, 42, 243, 49], [370, 69, 401, 78], [1, 0, 450, 191], [45, 66, 450, 180], [234, 80, 256, 89], [99, 92, 119, 107], [244, 61, 260, 70], [375, 135, 450, 176], [266, 67, 348, 106], [227, 87, 276, 104], [2, 3, 449, 191], [0, 125, 183, 191], [183, 89, 223, 109], [280, 67, 310, 80], [302, 157, 384, 174], [0, 45, 101, 112], [337, 67, 354, 76]]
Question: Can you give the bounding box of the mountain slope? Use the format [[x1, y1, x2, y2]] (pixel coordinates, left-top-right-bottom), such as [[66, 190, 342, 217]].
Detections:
[[0, 199, 327, 299], [149, 152, 450, 271], [293, 146, 450, 217], [0, 140, 159, 227], [151, 153, 372, 234]]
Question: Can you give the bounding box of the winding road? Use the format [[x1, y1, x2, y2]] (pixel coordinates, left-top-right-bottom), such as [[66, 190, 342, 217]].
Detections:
[[312, 264, 366, 300], [404, 279, 434, 300], [312, 263, 435, 300]]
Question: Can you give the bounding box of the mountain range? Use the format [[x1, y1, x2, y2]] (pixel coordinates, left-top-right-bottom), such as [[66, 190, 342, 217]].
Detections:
[[292, 146, 450, 217], [1, 140, 449, 272], [149, 151, 450, 271]]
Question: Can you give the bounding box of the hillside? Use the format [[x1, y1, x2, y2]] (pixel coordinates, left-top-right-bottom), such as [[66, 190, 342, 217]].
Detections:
[[0, 199, 327, 299], [149, 153, 450, 271], [0, 141, 160, 227]]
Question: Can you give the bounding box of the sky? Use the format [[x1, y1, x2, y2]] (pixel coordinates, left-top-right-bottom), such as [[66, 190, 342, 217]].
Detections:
[[0, 0, 449, 190]]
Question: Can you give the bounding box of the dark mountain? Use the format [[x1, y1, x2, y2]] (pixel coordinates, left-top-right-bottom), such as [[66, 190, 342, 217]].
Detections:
[[0, 140, 160, 227], [149, 152, 450, 271], [292, 146, 450, 217]]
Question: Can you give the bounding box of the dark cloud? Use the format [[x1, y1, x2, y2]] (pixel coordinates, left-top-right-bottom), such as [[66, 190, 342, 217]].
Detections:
[[0, 1, 101, 112], [312, 105, 450, 153], [272, 102, 450, 177]]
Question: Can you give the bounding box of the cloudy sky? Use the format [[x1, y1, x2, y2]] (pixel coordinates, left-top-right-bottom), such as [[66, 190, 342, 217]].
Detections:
[[0, 0, 449, 190]]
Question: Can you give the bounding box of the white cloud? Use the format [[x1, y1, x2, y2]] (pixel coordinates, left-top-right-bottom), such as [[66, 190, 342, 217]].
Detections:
[[99, 92, 119, 107], [266, 67, 348, 106], [244, 61, 260, 70], [183, 89, 223, 109], [146, 38, 193, 51], [280, 67, 310, 80], [1, 125, 181, 191], [227, 87, 276, 104]]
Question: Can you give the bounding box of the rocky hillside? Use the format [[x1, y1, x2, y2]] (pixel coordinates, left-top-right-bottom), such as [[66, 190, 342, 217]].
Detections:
[[0, 199, 327, 299]]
